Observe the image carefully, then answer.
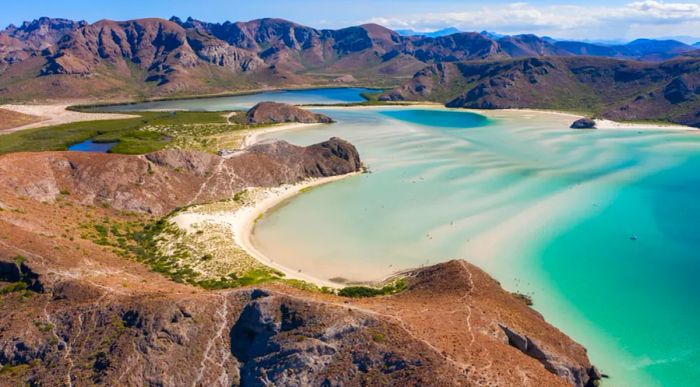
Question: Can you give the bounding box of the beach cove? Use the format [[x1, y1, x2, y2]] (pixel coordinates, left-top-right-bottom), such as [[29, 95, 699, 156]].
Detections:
[[102, 89, 700, 386], [251, 107, 700, 387]]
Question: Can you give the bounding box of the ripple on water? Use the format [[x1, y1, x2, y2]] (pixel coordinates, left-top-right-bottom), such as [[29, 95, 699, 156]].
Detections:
[[253, 107, 700, 387]]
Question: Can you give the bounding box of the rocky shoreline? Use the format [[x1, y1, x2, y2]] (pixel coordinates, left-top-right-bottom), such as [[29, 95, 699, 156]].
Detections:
[[0, 108, 601, 386]]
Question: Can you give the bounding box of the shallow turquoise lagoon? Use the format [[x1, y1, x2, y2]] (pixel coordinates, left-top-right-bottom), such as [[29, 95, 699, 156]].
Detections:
[[251, 107, 700, 387], [97, 87, 377, 112], [103, 89, 700, 386]]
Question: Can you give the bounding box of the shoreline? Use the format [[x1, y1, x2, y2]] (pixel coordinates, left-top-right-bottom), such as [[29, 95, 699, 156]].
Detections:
[[314, 104, 697, 130], [233, 173, 362, 288], [65, 84, 387, 109], [2, 98, 695, 134], [240, 122, 324, 149], [173, 173, 361, 289], [461, 107, 695, 131]]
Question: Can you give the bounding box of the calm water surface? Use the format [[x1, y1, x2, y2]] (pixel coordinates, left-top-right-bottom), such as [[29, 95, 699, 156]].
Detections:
[[104, 89, 700, 386], [68, 140, 118, 153], [98, 87, 377, 112], [252, 106, 700, 387]]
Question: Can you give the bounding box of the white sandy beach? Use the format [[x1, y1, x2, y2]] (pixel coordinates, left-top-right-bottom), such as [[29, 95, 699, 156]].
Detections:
[[593, 118, 693, 130], [315, 104, 696, 131], [240, 122, 324, 149], [172, 173, 361, 288], [0, 103, 136, 133]]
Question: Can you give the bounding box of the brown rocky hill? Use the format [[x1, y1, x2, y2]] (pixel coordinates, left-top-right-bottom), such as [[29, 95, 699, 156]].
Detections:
[[246, 101, 333, 124], [0, 16, 696, 101], [0, 18, 426, 100], [381, 56, 700, 127], [0, 17, 85, 74], [0, 140, 600, 386], [0, 138, 360, 215]]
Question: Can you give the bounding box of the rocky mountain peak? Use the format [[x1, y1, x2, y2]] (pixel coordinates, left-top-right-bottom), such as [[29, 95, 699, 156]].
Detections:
[[2, 17, 700, 100]]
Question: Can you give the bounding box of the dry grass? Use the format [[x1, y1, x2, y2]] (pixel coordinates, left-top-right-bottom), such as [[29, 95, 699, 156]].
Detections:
[[0, 108, 44, 131]]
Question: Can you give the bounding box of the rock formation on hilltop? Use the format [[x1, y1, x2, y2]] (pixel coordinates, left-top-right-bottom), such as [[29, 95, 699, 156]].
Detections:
[[0, 17, 85, 74], [246, 101, 333, 124]]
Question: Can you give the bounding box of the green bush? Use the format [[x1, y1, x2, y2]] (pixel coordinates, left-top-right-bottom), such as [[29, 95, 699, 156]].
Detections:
[[338, 278, 407, 298], [0, 282, 28, 295]]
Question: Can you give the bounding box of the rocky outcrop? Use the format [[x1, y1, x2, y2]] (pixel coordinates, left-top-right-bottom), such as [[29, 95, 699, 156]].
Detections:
[[0, 138, 360, 215], [246, 101, 333, 124], [0, 17, 85, 74], [663, 75, 698, 104], [228, 291, 453, 385], [0, 256, 598, 386], [570, 118, 596, 129], [500, 325, 601, 387], [0, 258, 43, 292]]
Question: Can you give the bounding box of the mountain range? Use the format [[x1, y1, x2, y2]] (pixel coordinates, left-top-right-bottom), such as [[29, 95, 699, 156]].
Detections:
[[0, 16, 698, 126], [380, 56, 700, 127], [396, 27, 461, 38]]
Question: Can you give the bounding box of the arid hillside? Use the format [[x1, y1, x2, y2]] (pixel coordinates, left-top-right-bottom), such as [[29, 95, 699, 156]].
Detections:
[[0, 108, 43, 131], [0, 142, 600, 386], [0, 16, 698, 101]]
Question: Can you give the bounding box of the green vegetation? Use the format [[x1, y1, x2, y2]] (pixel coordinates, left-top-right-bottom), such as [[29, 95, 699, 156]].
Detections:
[[77, 201, 406, 297], [79, 207, 285, 290], [197, 268, 285, 290], [370, 331, 386, 343], [0, 110, 264, 155], [0, 281, 29, 296], [0, 363, 31, 377], [0, 255, 36, 298], [33, 320, 54, 333], [338, 278, 408, 298], [512, 292, 534, 306]]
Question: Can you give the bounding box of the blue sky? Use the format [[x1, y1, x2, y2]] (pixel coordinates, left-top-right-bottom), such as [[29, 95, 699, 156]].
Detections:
[[4, 0, 700, 42]]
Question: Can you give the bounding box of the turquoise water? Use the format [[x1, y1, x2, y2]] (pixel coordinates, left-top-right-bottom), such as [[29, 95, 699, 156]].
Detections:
[[101, 88, 700, 386], [250, 106, 700, 386], [97, 87, 377, 112], [68, 140, 118, 153]]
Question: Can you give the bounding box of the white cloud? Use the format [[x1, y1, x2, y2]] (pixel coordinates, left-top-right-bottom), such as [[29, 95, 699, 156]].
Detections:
[[628, 0, 700, 16], [366, 1, 700, 40]]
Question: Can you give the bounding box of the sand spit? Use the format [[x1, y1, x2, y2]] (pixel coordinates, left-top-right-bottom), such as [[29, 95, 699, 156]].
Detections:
[[0, 103, 137, 134]]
